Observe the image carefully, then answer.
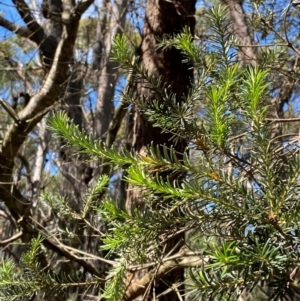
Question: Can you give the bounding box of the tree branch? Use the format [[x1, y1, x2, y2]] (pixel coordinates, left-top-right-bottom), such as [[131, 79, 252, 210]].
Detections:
[[124, 250, 207, 301], [74, 0, 95, 18], [105, 74, 130, 147], [12, 0, 46, 45], [266, 117, 300, 123], [0, 0, 95, 261], [0, 16, 31, 38], [0, 230, 23, 246], [30, 217, 107, 279], [5, 57, 35, 95]]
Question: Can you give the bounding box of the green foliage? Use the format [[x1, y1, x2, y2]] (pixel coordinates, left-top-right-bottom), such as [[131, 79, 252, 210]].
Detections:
[[101, 258, 127, 301], [3, 4, 300, 301], [0, 236, 58, 300], [0, 234, 101, 300], [46, 6, 300, 301], [42, 174, 109, 220]]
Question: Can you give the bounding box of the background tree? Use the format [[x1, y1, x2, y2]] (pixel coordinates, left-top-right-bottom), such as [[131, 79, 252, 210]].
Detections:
[[0, 0, 135, 299], [124, 1, 196, 300]]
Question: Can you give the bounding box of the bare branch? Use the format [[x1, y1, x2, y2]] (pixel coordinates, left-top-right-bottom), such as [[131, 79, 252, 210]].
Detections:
[[0, 230, 23, 246], [105, 82, 130, 147], [0, 98, 21, 124], [5, 57, 35, 95], [30, 217, 107, 279], [12, 0, 46, 45], [266, 117, 300, 123], [74, 0, 95, 18], [124, 250, 207, 301], [0, 16, 31, 38], [0, 0, 94, 251], [42, 236, 106, 279], [282, 1, 300, 56], [30, 118, 49, 204]]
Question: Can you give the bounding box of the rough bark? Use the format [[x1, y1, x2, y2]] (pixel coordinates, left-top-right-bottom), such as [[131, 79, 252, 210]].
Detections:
[[125, 0, 196, 300], [127, 0, 195, 207]]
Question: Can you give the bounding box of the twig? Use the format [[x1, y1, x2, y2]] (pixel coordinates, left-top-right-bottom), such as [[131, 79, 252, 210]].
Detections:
[[60, 244, 115, 266], [141, 248, 164, 301], [29, 217, 107, 279], [155, 282, 182, 300], [282, 1, 298, 55], [124, 250, 206, 301], [127, 250, 204, 272], [0, 230, 23, 246], [12, 0, 46, 45], [105, 73, 132, 148], [0, 98, 21, 124], [30, 216, 113, 265], [257, 3, 300, 56], [266, 117, 300, 123], [83, 218, 106, 237], [235, 43, 288, 47]]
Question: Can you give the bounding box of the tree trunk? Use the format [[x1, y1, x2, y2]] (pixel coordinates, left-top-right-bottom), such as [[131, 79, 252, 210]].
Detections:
[[30, 118, 49, 207], [126, 0, 196, 300], [94, 0, 128, 139], [222, 0, 256, 66], [59, 67, 87, 211]]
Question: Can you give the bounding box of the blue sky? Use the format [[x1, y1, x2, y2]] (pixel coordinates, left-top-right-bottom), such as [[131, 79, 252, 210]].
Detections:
[[0, 0, 25, 24]]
